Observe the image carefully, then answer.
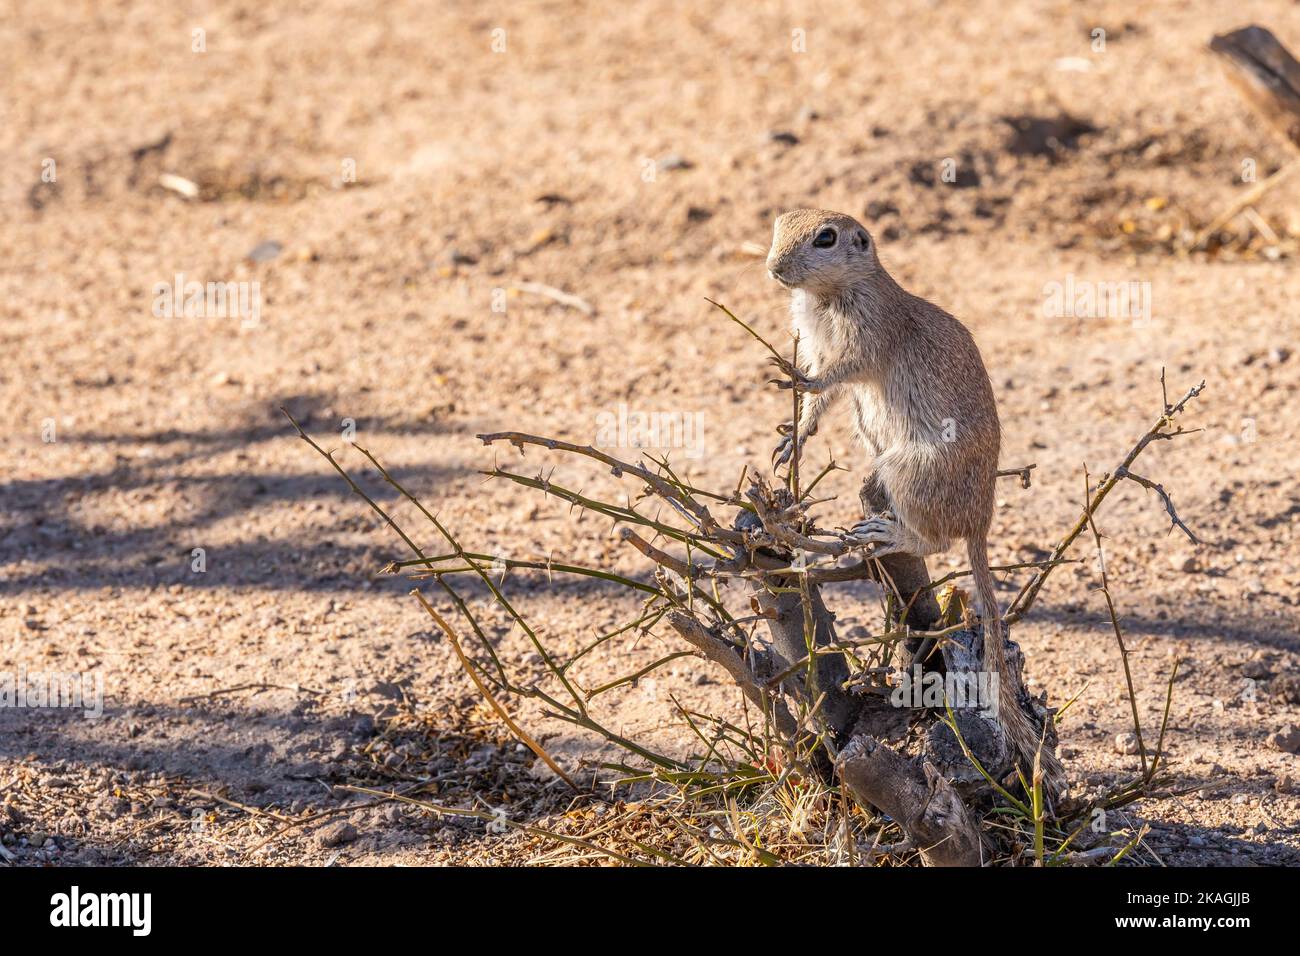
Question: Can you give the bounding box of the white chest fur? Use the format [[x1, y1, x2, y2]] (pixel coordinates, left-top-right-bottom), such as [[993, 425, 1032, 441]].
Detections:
[[789, 293, 855, 376]]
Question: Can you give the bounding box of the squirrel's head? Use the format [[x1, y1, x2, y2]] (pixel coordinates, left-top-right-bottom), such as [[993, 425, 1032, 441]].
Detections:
[[766, 209, 878, 295]]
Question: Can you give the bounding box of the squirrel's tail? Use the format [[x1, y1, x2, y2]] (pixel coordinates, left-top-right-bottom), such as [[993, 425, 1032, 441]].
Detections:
[[967, 537, 1066, 798]]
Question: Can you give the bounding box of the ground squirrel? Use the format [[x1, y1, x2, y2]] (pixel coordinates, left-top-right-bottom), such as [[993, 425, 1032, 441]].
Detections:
[[766, 207, 1065, 792]]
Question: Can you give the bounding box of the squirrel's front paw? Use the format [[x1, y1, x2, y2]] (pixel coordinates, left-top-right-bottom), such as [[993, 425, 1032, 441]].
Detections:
[[767, 356, 821, 393]]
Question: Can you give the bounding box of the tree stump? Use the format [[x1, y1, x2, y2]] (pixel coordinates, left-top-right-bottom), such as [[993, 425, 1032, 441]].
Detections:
[[731, 478, 1060, 865]]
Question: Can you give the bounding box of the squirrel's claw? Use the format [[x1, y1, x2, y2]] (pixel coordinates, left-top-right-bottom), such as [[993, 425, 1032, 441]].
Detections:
[[771, 434, 798, 471], [767, 356, 819, 393], [842, 514, 904, 557]]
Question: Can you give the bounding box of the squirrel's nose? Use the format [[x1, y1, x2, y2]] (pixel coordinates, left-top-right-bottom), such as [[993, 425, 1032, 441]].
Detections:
[[768, 260, 793, 284]]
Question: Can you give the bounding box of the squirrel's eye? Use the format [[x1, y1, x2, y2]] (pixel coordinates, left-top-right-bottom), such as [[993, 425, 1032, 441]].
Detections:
[[812, 227, 837, 248]]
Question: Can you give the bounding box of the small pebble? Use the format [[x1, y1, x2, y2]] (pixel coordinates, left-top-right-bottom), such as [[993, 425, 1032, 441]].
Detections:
[[1266, 724, 1300, 754], [247, 240, 283, 263], [316, 821, 358, 848]]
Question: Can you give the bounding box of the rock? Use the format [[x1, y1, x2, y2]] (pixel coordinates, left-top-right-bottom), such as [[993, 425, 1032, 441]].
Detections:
[[1269, 674, 1300, 704], [316, 821, 358, 848], [1114, 732, 1139, 755], [1273, 773, 1297, 794], [1170, 552, 1200, 573], [865, 200, 900, 220], [325, 740, 349, 762], [367, 680, 404, 701], [1266, 724, 1300, 754], [766, 130, 799, 146], [247, 240, 283, 263], [655, 154, 692, 172], [1240, 659, 1273, 679]]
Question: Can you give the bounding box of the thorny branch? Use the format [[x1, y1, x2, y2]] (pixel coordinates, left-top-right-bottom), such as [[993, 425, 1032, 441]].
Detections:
[[1005, 377, 1205, 625], [288, 299, 1205, 866]]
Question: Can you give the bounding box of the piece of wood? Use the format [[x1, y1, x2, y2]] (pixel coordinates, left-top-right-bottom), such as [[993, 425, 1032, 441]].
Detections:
[[1210, 25, 1300, 148], [665, 608, 799, 741], [838, 734, 985, 866], [1192, 158, 1300, 248], [1196, 27, 1300, 249], [733, 509, 861, 740]]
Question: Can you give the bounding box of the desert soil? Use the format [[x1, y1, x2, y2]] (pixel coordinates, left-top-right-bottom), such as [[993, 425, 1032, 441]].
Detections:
[[2, 0, 1299, 865]]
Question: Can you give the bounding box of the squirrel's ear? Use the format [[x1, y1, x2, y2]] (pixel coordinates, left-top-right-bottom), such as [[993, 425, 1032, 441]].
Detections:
[[854, 229, 870, 251]]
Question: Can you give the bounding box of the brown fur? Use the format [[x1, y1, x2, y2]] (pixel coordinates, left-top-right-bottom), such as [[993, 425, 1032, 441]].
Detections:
[[767, 208, 1064, 792]]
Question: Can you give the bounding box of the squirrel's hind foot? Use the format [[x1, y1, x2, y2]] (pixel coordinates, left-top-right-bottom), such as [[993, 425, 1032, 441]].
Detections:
[[843, 513, 908, 557]]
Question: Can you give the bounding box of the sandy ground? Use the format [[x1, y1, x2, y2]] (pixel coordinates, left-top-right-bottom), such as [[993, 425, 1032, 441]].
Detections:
[[2, 0, 1299, 865]]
